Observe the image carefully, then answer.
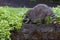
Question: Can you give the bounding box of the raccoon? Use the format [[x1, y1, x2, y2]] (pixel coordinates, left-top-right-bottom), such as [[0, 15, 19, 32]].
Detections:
[[24, 4, 57, 24]]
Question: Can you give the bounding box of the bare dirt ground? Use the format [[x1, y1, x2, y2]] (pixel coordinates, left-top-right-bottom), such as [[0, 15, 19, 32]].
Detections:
[[10, 24, 60, 40]]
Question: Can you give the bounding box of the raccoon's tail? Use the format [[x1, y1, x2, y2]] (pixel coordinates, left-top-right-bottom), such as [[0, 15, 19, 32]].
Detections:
[[50, 13, 57, 24], [50, 13, 57, 30]]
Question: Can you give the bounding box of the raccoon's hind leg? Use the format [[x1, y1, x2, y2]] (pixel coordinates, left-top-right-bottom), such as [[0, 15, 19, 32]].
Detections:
[[41, 18, 46, 24]]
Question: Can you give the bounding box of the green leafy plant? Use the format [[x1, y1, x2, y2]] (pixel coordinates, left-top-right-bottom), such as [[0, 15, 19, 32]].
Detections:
[[0, 6, 28, 40], [52, 6, 60, 24]]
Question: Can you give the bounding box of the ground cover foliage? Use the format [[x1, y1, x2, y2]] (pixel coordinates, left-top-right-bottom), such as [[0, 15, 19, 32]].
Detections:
[[0, 6, 60, 40], [0, 6, 28, 40]]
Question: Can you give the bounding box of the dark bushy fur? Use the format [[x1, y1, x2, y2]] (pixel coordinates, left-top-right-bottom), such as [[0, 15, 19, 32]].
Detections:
[[24, 4, 57, 24]]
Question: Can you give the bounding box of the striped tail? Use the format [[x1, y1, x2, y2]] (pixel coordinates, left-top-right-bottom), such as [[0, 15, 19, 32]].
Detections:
[[50, 13, 57, 24]]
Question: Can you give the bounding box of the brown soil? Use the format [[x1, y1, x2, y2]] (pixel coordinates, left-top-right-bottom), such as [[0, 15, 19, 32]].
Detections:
[[10, 24, 60, 40]]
